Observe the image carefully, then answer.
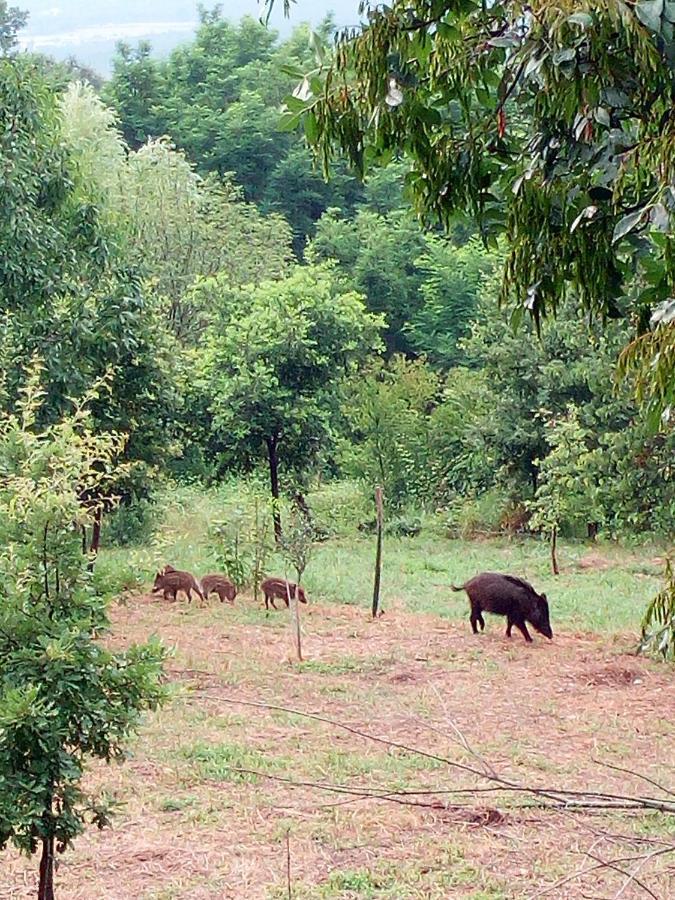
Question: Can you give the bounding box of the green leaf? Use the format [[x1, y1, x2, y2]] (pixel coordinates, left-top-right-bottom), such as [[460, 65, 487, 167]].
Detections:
[[567, 12, 593, 27], [553, 48, 576, 66], [612, 209, 647, 243], [570, 205, 598, 233], [303, 110, 319, 143], [594, 107, 610, 127], [488, 34, 520, 48], [635, 0, 665, 33]]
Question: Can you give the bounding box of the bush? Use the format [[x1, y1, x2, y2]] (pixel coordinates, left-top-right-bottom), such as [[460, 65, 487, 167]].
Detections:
[[306, 480, 375, 537], [444, 490, 513, 538], [104, 498, 156, 547]]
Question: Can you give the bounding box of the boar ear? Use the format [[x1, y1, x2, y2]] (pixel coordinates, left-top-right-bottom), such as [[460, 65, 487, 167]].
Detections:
[[540, 593, 547, 602]]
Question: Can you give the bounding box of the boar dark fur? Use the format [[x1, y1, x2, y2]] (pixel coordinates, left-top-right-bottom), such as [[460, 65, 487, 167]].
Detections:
[[261, 577, 308, 611], [152, 567, 204, 604], [452, 572, 552, 643]]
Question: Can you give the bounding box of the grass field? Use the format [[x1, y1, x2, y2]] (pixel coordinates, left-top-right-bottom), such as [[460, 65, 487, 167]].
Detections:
[[4, 484, 673, 899]]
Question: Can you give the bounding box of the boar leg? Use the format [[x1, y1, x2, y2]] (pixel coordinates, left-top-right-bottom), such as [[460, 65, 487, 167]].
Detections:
[[469, 603, 483, 634], [506, 618, 513, 637], [514, 620, 533, 643]]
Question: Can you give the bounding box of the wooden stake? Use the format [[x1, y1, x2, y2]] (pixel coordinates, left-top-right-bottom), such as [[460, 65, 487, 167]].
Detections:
[[286, 828, 292, 899], [372, 486, 383, 619], [286, 579, 303, 661]]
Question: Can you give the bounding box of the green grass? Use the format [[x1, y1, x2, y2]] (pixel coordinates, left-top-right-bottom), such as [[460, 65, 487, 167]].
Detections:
[[271, 852, 509, 899], [98, 481, 667, 634], [178, 740, 280, 784]]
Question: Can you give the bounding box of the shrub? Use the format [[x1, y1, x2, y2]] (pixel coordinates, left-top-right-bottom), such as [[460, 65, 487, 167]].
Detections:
[[104, 497, 156, 547], [444, 490, 513, 538]]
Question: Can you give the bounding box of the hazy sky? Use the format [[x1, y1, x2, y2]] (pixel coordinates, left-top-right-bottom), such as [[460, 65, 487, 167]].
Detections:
[[19, 1, 362, 73]]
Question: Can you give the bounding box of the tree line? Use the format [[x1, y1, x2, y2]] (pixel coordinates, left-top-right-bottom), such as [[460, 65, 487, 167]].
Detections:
[[2, 5, 672, 548]]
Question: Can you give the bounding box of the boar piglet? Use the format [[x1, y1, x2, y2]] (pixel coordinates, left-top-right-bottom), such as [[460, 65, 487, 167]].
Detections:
[[261, 577, 307, 610], [201, 574, 237, 604], [152, 567, 204, 603], [452, 572, 552, 643]]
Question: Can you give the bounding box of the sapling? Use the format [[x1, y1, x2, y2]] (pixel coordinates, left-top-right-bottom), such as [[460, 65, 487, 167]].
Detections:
[[280, 502, 315, 661], [0, 368, 167, 899]]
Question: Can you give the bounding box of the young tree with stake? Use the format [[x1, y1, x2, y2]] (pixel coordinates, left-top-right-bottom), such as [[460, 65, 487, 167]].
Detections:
[[280, 502, 315, 662]]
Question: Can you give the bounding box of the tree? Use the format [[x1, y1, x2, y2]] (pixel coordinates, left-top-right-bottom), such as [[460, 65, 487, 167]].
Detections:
[[104, 11, 363, 253], [307, 208, 427, 354], [0, 0, 26, 55], [640, 558, 675, 661], [528, 407, 604, 574], [0, 65, 178, 547], [0, 370, 166, 900], [280, 500, 316, 660], [103, 41, 162, 148], [461, 293, 636, 500], [59, 82, 294, 344], [204, 265, 383, 540], [282, 1, 675, 421], [0, 59, 109, 319], [262, 145, 364, 255], [406, 237, 497, 367], [340, 356, 439, 509]]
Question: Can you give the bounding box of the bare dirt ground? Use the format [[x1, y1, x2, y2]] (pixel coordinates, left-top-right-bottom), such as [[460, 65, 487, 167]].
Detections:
[[3, 594, 675, 899]]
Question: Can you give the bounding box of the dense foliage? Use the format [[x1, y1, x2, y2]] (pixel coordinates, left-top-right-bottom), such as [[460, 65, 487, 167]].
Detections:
[[104, 12, 364, 255], [0, 371, 166, 898], [202, 264, 382, 537], [1, 4, 672, 890], [280, 0, 675, 425]]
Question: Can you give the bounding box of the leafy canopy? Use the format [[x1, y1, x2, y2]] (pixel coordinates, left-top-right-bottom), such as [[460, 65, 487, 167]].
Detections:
[[283, 0, 675, 422], [204, 264, 384, 476]]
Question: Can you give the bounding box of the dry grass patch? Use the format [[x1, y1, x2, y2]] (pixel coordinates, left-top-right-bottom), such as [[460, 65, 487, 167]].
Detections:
[[3, 593, 674, 899]]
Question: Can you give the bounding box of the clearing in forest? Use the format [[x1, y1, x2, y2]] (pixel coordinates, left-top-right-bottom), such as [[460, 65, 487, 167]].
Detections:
[[3, 575, 674, 899]]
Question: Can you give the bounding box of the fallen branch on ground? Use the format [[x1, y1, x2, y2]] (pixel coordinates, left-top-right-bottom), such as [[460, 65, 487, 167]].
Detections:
[[207, 693, 675, 815]]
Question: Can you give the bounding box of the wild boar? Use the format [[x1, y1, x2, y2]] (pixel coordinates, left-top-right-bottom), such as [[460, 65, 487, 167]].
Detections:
[[152, 567, 204, 603], [201, 574, 237, 604], [452, 572, 552, 643], [261, 577, 308, 611]]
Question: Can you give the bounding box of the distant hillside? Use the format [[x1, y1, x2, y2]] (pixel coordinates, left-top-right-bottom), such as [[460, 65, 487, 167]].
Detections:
[[19, 0, 361, 74]]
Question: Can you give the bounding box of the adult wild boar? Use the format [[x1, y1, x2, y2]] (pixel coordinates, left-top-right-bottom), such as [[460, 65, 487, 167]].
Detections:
[[452, 572, 552, 643], [261, 577, 307, 610]]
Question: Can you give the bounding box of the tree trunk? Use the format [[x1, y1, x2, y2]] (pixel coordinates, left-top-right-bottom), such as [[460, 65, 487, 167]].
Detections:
[[87, 506, 102, 572], [266, 436, 282, 544], [372, 486, 384, 619], [550, 525, 560, 576], [38, 835, 55, 900]]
